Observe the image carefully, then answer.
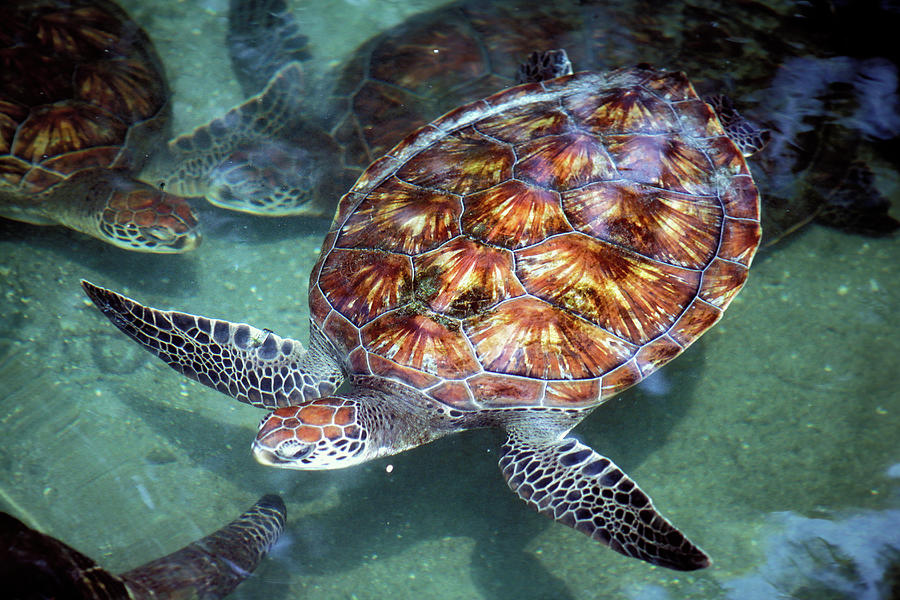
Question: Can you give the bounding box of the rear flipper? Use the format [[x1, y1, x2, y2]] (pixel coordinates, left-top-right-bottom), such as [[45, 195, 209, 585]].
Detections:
[[705, 94, 770, 157], [499, 434, 710, 571], [120, 494, 286, 599]]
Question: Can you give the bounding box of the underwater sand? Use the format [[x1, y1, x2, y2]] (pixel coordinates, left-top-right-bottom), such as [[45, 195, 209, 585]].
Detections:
[[1, 1, 898, 598]]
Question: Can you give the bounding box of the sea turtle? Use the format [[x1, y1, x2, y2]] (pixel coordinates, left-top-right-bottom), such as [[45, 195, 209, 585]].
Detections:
[[226, 0, 896, 245], [0, 0, 320, 253], [82, 57, 763, 570], [0, 494, 285, 598]]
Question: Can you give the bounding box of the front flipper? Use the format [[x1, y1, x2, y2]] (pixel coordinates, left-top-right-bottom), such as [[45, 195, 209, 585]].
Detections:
[[164, 62, 339, 217], [81, 281, 344, 409], [499, 434, 709, 571]]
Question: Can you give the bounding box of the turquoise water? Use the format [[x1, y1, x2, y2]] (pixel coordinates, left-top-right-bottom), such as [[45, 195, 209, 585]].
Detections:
[[1, 1, 898, 598]]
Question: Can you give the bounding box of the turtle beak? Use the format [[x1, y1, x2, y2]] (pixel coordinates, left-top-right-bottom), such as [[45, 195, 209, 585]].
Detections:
[[252, 446, 282, 466], [251, 439, 314, 468]]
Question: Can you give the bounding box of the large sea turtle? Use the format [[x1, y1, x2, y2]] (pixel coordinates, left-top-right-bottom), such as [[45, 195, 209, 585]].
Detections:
[[82, 57, 763, 570], [0, 0, 318, 253], [1, 494, 285, 598], [226, 0, 897, 244]]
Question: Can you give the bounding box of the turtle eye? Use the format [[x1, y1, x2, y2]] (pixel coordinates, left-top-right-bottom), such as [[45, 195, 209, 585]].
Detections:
[[276, 440, 314, 461]]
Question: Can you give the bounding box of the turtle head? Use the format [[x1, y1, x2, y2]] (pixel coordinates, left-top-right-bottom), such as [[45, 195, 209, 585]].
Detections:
[[96, 185, 202, 253], [62, 170, 202, 253], [252, 398, 374, 470]]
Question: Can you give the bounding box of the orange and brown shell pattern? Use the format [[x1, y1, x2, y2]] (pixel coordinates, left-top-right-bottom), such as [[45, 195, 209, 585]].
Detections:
[[310, 65, 761, 413]]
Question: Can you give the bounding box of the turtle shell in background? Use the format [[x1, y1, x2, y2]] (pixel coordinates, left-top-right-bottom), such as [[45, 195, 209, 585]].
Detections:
[[227, 0, 897, 246]]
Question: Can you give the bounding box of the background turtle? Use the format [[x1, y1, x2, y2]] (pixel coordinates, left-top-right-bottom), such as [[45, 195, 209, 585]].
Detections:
[[82, 58, 762, 570], [1, 494, 285, 599], [226, 0, 897, 245], [0, 0, 324, 253]]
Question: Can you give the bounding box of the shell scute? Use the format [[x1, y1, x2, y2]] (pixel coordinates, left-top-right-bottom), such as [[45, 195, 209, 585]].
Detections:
[[568, 85, 680, 134], [361, 312, 480, 379], [322, 310, 362, 356], [412, 237, 524, 318], [605, 134, 714, 195], [396, 127, 513, 195], [308, 286, 332, 324], [700, 259, 749, 308], [641, 70, 696, 102], [600, 360, 643, 400], [718, 218, 762, 266], [12, 101, 127, 164], [337, 177, 461, 254], [544, 379, 602, 407], [482, 80, 547, 107], [515, 233, 701, 345], [475, 101, 573, 143], [319, 248, 412, 326], [721, 175, 760, 219], [669, 299, 722, 346], [366, 352, 442, 389], [515, 132, 618, 190], [634, 336, 683, 377], [461, 180, 570, 249], [74, 59, 167, 123], [33, 5, 124, 58], [427, 381, 478, 411], [39, 146, 123, 175], [561, 181, 722, 268], [468, 373, 543, 407], [463, 297, 636, 380]]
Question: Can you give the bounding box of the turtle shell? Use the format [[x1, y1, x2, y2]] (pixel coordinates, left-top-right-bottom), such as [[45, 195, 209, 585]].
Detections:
[[310, 65, 761, 412], [0, 0, 169, 198]]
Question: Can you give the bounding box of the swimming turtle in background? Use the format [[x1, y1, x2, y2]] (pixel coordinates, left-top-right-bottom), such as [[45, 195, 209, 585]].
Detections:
[[82, 55, 764, 570], [226, 0, 897, 245], [1, 494, 285, 598], [0, 0, 318, 253]]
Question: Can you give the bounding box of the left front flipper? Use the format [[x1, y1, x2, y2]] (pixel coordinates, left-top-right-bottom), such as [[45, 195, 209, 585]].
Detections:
[[164, 62, 338, 217], [499, 432, 710, 571]]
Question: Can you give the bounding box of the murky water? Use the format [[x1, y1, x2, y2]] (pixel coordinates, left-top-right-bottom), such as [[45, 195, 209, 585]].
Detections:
[[1, 1, 898, 598]]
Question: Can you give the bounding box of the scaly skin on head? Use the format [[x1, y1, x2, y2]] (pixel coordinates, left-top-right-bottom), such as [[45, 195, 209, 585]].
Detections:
[[253, 378, 458, 470], [53, 169, 201, 252]]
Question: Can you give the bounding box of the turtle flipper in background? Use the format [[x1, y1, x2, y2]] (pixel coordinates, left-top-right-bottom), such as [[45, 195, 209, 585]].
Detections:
[[0, 494, 286, 599], [163, 62, 341, 218], [227, 0, 311, 97], [120, 494, 286, 599]]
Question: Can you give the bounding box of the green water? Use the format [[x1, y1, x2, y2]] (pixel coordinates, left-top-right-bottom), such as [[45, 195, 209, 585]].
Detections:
[[1, 1, 898, 599]]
